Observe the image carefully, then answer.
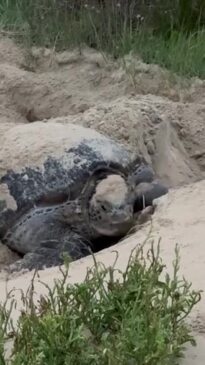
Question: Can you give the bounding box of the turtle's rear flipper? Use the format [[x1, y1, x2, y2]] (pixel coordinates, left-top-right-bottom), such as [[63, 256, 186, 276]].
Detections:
[[134, 181, 168, 212], [7, 235, 92, 273]]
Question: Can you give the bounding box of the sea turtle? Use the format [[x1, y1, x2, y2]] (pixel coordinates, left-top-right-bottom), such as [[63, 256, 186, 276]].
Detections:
[[0, 122, 168, 272]]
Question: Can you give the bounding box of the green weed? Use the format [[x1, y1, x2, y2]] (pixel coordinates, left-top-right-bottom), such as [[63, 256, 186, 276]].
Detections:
[[0, 241, 201, 365]]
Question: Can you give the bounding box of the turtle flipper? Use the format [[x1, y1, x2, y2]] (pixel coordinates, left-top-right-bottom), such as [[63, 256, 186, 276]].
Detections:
[[7, 234, 92, 273], [134, 181, 168, 212], [129, 163, 155, 185]]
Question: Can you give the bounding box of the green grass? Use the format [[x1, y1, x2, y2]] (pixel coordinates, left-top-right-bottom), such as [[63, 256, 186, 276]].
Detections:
[[130, 30, 205, 78], [0, 1, 204, 78], [0, 242, 202, 365]]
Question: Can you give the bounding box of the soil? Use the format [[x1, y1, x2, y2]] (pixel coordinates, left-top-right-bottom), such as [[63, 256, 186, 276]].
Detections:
[[0, 36, 205, 364]]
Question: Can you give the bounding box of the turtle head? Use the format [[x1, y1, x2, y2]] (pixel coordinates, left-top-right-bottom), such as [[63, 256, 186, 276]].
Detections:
[[88, 174, 135, 237]]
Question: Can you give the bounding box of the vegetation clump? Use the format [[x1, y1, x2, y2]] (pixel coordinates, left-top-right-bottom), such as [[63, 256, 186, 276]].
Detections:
[[0, 0, 204, 78], [0, 242, 201, 365]]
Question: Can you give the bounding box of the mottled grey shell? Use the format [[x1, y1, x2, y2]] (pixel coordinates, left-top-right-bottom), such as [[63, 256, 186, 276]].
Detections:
[[0, 122, 144, 236]]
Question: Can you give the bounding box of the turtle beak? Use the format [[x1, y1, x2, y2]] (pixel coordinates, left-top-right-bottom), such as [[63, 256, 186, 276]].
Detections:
[[93, 205, 134, 237], [111, 206, 133, 224], [95, 220, 134, 237]]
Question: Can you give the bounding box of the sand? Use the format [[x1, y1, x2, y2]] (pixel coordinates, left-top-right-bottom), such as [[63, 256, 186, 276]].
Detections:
[[0, 36, 205, 363]]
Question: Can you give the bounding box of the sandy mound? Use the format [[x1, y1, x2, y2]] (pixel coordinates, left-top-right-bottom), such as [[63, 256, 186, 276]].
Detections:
[[47, 96, 205, 187], [1, 179, 205, 364]]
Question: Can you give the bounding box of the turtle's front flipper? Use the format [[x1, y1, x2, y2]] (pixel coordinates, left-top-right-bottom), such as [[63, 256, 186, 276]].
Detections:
[[7, 234, 92, 273], [129, 163, 155, 185], [134, 181, 168, 212]]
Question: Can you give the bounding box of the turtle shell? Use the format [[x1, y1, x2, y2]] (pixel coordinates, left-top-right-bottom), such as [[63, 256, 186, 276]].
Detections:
[[0, 122, 145, 236]]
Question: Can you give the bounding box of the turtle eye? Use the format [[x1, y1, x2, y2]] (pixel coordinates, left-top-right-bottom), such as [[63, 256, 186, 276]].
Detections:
[[100, 202, 110, 212], [101, 204, 107, 211]]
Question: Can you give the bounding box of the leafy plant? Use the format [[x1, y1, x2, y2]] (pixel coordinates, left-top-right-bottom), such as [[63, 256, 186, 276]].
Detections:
[[0, 241, 201, 364]]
